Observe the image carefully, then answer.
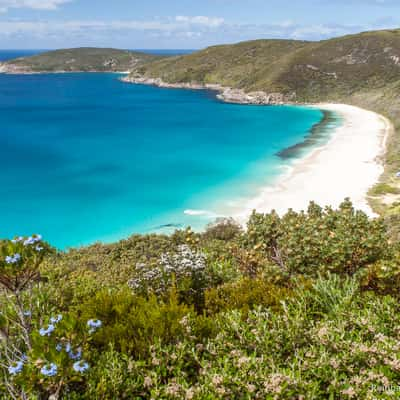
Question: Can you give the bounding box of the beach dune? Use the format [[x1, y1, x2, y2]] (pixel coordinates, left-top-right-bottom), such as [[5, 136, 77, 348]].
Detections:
[[236, 104, 391, 221]]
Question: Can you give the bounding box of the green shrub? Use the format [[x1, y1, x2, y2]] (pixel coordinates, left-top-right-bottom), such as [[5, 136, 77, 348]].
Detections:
[[244, 199, 388, 276], [296, 272, 360, 317], [113, 286, 400, 399], [128, 244, 209, 311], [85, 346, 142, 399], [202, 217, 243, 241], [369, 182, 400, 196], [359, 252, 400, 296], [76, 287, 193, 358], [205, 276, 293, 315]]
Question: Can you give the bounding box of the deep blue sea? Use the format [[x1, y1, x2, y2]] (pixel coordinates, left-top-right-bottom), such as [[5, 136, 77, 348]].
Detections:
[[0, 50, 327, 249]]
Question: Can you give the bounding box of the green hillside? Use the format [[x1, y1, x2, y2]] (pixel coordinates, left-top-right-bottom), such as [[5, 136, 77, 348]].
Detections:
[[0, 47, 161, 73], [134, 30, 400, 99]]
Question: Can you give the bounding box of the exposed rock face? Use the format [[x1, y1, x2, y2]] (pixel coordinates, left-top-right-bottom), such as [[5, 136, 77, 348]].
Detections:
[[217, 88, 296, 105], [0, 63, 33, 74], [122, 75, 295, 105], [103, 58, 118, 68]]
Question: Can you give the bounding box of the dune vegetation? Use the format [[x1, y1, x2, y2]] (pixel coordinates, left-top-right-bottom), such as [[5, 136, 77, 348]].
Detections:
[[2, 200, 400, 399]]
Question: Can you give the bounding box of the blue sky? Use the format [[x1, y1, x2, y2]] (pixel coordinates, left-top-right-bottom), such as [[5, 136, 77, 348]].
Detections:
[[0, 0, 399, 49]]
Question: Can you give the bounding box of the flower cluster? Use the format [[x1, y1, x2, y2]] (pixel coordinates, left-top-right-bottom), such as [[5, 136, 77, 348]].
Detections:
[[39, 314, 63, 336], [11, 234, 42, 246], [50, 314, 62, 324], [128, 245, 207, 295], [56, 342, 82, 360], [23, 235, 42, 246], [87, 319, 102, 334], [8, 360, 24, 375], [4, 235, 44, 265], [41, 363, 57, 377], [7, 315, 101, 383], [39, 324, 55, 337], [73, 360, 89, 374], [5, 253, 21, 264]]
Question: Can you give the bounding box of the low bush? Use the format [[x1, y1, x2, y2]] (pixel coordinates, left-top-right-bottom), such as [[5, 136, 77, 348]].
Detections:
[[202, 217, 243, 241], [205, 276, 294, 315], [75, 287, 194, 358], [244, 199, 389, 276]]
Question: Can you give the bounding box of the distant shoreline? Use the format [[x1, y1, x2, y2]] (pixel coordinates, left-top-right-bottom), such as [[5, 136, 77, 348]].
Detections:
[[0, 66, 130, 75]]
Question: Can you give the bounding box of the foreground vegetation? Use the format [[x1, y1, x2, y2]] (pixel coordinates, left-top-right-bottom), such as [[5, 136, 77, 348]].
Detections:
[[2, 200, 400, 399]]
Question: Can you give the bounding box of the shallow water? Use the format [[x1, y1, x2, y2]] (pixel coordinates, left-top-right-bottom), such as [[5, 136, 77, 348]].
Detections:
[[0, 72, 325, 248]]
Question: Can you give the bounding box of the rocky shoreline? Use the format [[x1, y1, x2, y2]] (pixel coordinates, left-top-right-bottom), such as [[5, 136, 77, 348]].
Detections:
[[0, 63, 35, 74], [0, 63, 130, 75], [121, 75, 297, 106], [0, 63, 296, 105]]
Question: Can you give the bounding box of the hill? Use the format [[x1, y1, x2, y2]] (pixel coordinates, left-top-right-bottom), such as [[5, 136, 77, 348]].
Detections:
[[0, 47, 161, 73], [131, 30, 400, 102], [128, 29, 400, 225]]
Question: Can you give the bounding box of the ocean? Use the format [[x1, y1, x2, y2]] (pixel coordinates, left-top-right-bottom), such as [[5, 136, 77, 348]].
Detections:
[[0, 50, 334, 249]]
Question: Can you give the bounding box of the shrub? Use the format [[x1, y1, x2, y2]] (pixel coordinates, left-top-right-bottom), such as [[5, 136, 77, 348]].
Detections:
[[359, 252, 400, 296], [84, 346, 142, 399], [0, 235, 102, 400], [76, 287, 193, 358], [120, 288, 400, 399], [202, 217, 243, 241], [128, 244, 208, 309], [244, 199, 388, 276], [205, 276, 293, 315], [369, 182, 400, 196]]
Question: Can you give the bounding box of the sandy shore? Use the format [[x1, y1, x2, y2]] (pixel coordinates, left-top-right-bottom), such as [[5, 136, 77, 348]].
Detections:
[[234, 104, 391, 221]]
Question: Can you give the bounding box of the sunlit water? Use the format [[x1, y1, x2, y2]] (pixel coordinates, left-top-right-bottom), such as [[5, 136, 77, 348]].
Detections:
[[0, 64, 329, 248]]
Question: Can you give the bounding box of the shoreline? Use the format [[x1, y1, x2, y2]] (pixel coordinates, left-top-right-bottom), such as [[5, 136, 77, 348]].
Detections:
[[276, 110, 340, 160], [2, 70, 391, 242], [0, 64, 130, 75], [232, 104, 391, 221], [121, 77, 391, 220], [121, 75, 296, 105]]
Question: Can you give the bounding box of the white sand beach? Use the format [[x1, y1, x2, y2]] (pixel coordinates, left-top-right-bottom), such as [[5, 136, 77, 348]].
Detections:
[[235, 104, 392, 221]]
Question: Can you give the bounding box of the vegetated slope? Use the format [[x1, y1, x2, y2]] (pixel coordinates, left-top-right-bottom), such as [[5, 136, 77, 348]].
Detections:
[[135, 29, 400, 101], [134, 29, 400, 225], [0, 47, 162, 73], [133, 39, 310, 90]]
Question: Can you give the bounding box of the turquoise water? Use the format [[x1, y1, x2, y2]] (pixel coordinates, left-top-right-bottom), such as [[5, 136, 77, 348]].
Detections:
[[0, 72, 325, 248]]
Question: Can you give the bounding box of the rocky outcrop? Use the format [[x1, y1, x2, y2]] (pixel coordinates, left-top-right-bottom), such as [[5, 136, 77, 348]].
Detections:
[[217, 88, 296, 105], [121, 75, 295, 105], [0, 63, 34, 74]]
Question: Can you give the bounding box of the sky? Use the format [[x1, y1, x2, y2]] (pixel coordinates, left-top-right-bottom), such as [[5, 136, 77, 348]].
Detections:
[[0, 0, 399, 49]]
